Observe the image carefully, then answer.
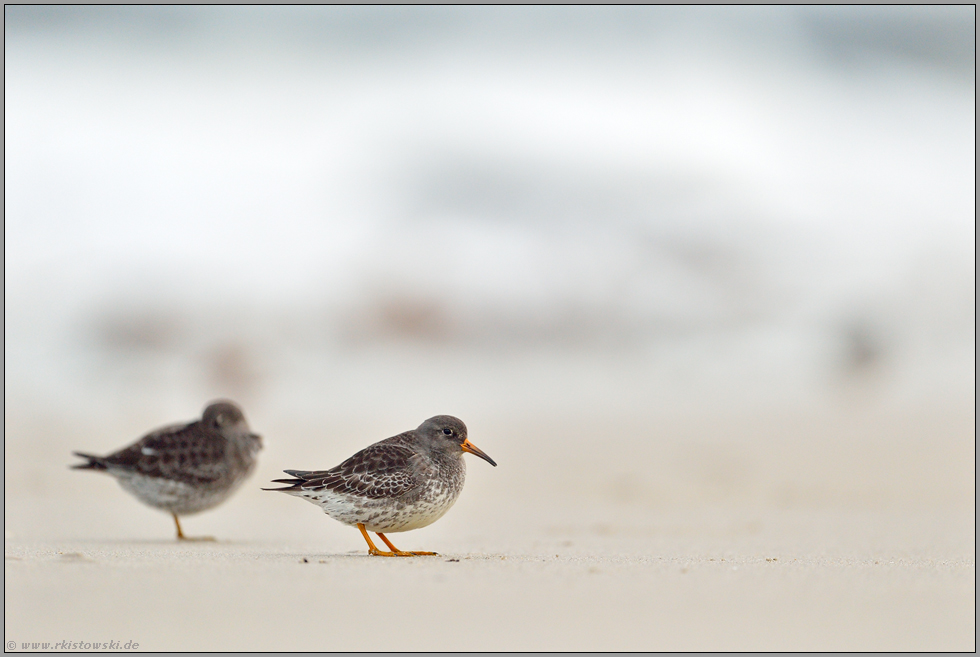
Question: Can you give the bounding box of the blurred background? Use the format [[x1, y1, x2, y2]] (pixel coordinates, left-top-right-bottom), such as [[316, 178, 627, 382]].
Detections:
[[4, 6, 975, 541]]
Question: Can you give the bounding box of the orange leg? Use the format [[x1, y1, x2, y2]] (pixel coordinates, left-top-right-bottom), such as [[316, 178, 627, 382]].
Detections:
[[174, 514, 185, 539], [357, 523, 395, 556], [173, 514, 215, 542], [377, 532, 437, 557], [356, 523, 436, 557]]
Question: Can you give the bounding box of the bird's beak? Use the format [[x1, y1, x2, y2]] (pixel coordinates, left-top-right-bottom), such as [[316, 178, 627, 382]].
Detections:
[[461, 439, 497, 467]]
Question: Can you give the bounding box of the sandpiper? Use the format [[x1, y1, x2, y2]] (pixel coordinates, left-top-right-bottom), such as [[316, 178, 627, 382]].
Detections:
[[266, 415, 495, 557], [71, 400, 262, 540]]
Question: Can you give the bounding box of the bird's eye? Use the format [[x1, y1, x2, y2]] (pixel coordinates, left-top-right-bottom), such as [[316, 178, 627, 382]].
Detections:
[[215, 414, 224, 426], [442, 428, 453, 436]]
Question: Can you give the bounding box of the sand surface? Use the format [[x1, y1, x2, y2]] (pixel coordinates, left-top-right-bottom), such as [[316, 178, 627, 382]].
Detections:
[[5, 7, 975, 652], [5, 407, 975, 652]]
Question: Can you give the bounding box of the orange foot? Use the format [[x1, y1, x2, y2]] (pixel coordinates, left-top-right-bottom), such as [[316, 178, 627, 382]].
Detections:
[[357, 523, 437, 557], [174, 514, 216, 542]]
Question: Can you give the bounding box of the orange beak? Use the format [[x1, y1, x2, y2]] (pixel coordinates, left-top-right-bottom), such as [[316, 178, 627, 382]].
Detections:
[[461, 439, 497, 467]]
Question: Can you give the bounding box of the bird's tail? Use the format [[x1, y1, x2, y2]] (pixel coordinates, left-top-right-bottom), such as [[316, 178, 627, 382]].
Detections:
[[70, 452, 109, 471], [261, 469, 315, 492]]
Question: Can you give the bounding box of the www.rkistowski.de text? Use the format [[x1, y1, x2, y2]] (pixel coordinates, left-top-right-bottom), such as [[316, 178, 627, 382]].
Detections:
[[7, 640, 139, 650]]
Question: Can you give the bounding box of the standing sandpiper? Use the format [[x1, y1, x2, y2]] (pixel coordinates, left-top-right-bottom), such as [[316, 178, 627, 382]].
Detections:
[[71, 400, 262, 540], [266, 415, 495, 556]]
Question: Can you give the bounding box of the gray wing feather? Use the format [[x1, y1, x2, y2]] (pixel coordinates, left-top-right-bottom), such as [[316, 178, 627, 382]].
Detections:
[[272, 435, 424, 499]]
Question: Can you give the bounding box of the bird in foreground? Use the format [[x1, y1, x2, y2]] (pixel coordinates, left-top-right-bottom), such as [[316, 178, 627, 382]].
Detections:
[[265, 415, 495, 557], [71, 400, 262, 541]]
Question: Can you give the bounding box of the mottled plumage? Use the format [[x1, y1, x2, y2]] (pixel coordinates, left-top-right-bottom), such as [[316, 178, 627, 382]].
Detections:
[[72, 400, 262, 539], [267, 415, 495, 556]]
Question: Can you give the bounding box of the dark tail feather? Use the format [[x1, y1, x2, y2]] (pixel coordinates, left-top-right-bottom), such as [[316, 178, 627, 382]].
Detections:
[[262, 479, 303, 493], [261, 470, 308, 492], [71, 452, 108, 471]]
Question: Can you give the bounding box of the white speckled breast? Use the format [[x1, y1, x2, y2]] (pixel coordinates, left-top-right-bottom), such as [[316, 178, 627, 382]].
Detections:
[[115, 456, 256, 515], [304, 455, 467, 533]]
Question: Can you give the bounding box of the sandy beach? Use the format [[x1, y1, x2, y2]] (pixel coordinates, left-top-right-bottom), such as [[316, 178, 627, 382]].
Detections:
[[5, 6, 974, 653], [6, 405, 974, 652]]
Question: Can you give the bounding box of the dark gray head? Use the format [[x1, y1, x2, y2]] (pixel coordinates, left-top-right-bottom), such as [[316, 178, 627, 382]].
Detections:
[[203, 400, 262, 452], [416, 415, 496, 466]]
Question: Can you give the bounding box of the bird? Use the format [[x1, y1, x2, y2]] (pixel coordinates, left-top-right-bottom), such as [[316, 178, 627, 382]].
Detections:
[[71, 400, 262, 541], [265, 415, 495, 557]]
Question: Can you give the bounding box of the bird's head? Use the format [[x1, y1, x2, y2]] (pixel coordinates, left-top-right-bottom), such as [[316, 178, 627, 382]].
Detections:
[[203, 400, 262, 451], [417, 415, 496, 467]]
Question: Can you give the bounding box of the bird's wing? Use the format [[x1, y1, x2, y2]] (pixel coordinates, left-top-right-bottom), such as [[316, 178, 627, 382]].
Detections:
[[275, 434, 423, 499], [98, 420, 230, 485]]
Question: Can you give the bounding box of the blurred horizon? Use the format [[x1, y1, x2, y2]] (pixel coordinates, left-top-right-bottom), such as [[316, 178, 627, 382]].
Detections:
[[3, 14, 974, 655], [4, 6, 975, 450]]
